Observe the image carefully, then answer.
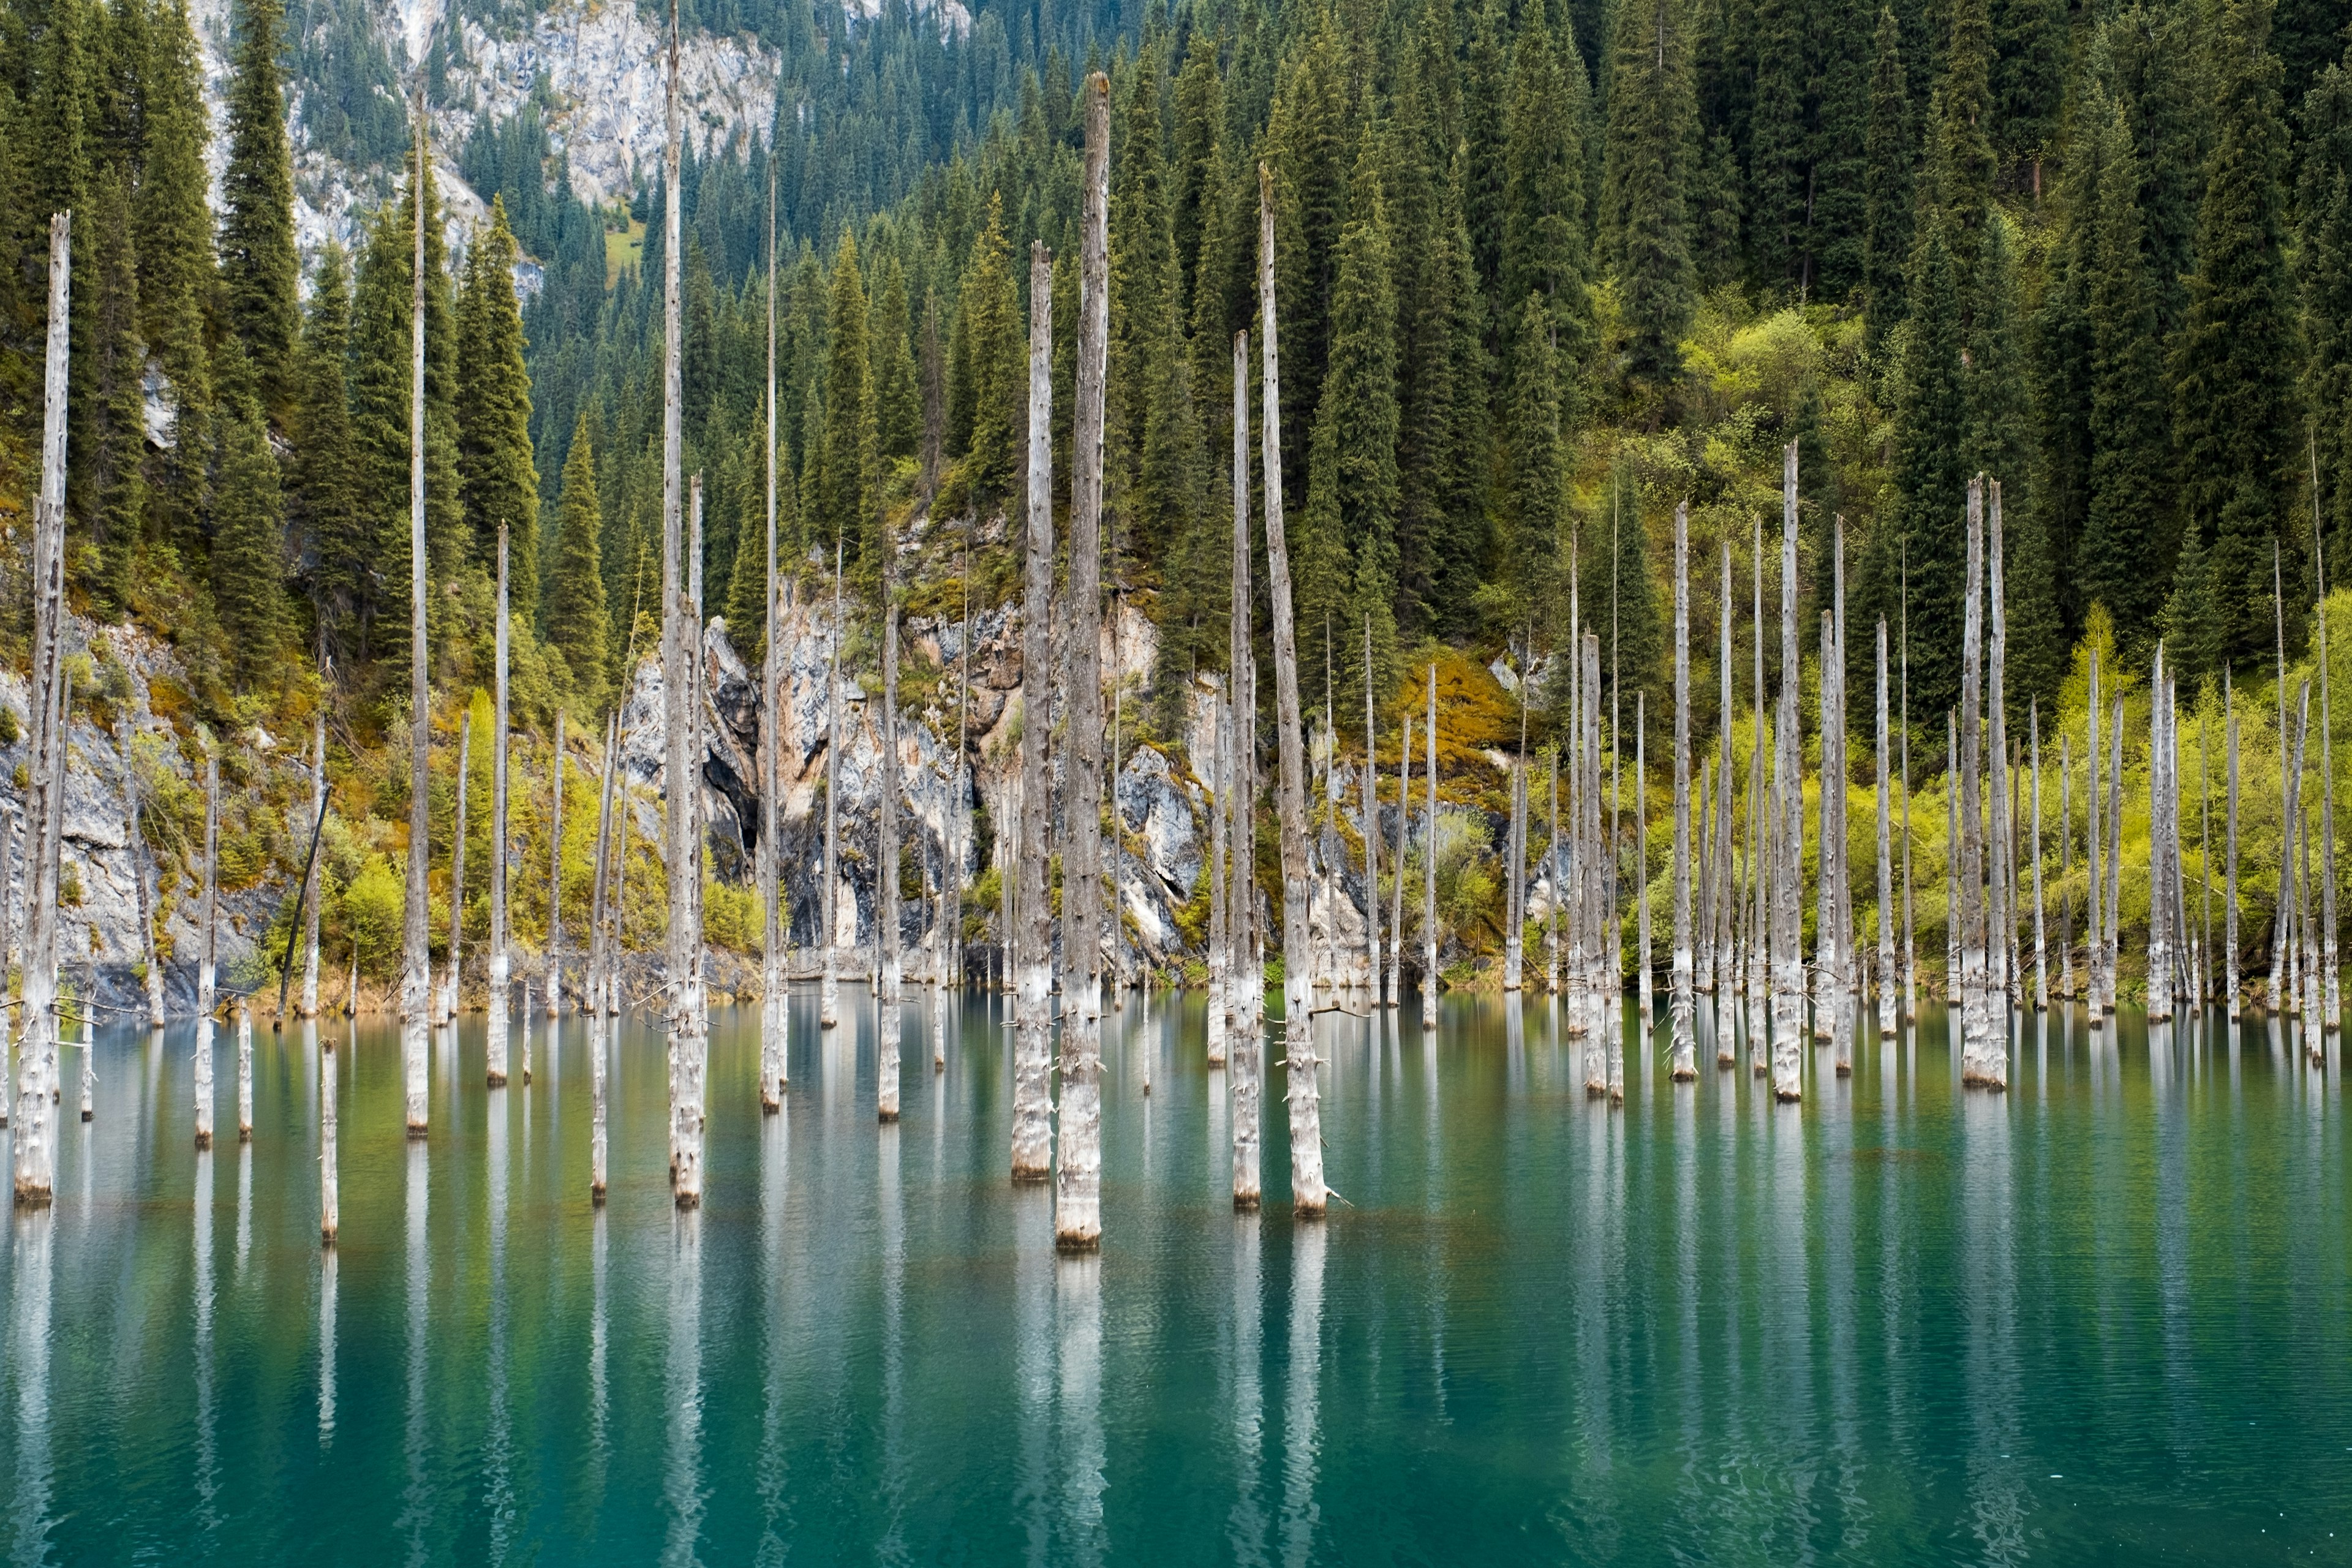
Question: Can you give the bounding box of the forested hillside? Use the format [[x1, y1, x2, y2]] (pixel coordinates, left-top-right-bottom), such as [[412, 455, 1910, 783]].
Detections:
[[2, 0, 2351, 982]]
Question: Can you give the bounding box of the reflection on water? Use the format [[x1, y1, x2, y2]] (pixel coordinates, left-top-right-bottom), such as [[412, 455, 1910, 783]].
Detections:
[[0, 994, 2343, 1563]]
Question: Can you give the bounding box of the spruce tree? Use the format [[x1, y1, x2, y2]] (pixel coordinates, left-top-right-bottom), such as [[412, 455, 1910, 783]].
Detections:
[[1170, 29, 1224, 311], [1883, 216, 1969, 718], [1499, 291, 1564, 626], [219, 0, 298, 413], [1811, 0, 1874, 299], [2171, 0, 2297, 668], [1501, 18, 1593, 412], [1992, 0, 2065, 187], [1747, 0, 1808, 290], [1600, 0, 1698, 390], [1963, 208, 2030, 511], [345, 206, 412, 671], [1937, 0, 1998, 295], [292, 243, 360, 635], [1861, 7, 1915, 343], [2296, 53, 2352, 570], [547, 414, 613, 712], [211, 369, 290, 689], [818, 232, 874, 577], [458, 197, 541, 614], [135, 0, 213, 542], [958, 198, 1021, 502], [872, 255, 921, 465], [86, 163, 145, 611], [2082, 105, 2170, 651]]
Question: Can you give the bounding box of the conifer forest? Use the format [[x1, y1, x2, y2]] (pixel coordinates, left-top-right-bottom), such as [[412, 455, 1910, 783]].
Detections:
[[1, 0, 2350, 1555]]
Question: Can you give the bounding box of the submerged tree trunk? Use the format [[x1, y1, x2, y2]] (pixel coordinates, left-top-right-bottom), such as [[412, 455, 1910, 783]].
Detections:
[[1423, 663, 1438, 1036], [197, 750, 219, 1150], [124, 723, 167, 1030], [1233, 331, 1266, 1201], [1749, 517, 1770, 1073], [1770, 445, 1805, 1101], [589, 713, 618, 1201], [1259, 164, 1327, 1217], [822, 552, 843, 1028], [1986, 483, 2010, 1076], [320, 1021, 339, 1245], [300, 707, 326, 1022], [2150, 647, 2175, 1023], [548, 712, 565, 1022], [1397, 715, 1412, 1006], [402, 104, 432, 1139], [1011, 243, 1057, 1185], [2318, 526, 2339, 1031], [1208, 685, 1230, 1066], [444, 712, 470, 1025], [1877, 619, 1897, 1038], [2060, 731, 2075, 1001], [2228, 674, 2241, 1017], [2087, 652, 2104, 1021], [1055, 81, 1110, 1250], [2032, 703, 2048, 1012], [1958, 481, 1989, 1084], [236, 1001, 254, 1140], [761, 172, 786, 1106], [1365, 618, 1382, 1007], [488, 528, 512, 1087], [1670, 505, 1695, 1080], [2105, 694, 2123, 1016], [880, 599, 904, 1124]]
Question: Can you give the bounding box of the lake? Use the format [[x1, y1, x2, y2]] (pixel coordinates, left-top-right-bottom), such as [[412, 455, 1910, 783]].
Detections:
[[1, 989, 2345, 1564]]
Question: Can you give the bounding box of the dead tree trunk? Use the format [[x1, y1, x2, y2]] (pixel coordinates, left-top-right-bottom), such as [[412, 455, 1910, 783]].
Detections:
[[402, 101, 432, 1139], [197, 745, 217, 1149], [1749, 516, 1770, 1071], [1011, 242, 1057, 1183], [1397, 715, 1412, 1006], [880, 599, 903, 1122], [1958, 480, 1989, 1082], [547, 712, 565, 1022], [760, 181, 786, 1104], [1670, 503, 1695, 1080], [2150, 646, 2175, 1023], [124, 723, 167, 1030], [1365, 617, 1382, 1007], [1423, 663, 1438, 1036], [590, 712, 619, 1200], [662, 4, 708, 1207], [1770, 444, 1805, 1101], [1232, 332, 1265, 1204], [822, 550, 842, 1028], [443, 710, 470, 1025], [300, 706, 325, 1021], [2032, 703, 2048, 1012], [1259, 164, 1327, 1216], [1208, 683, 1229, 1066], [2317, 516, 2339, 1030], [1877, 619, 1896, 1039], [488, 527, 512, 1085], [1987, 483, 2011, 1060], [2087, 652, 2104, 1020]]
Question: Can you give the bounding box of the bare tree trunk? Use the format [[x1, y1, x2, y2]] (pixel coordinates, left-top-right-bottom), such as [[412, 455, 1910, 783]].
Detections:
[[1632, 691, 1648, 1057], [589, 712, 617, 1202], [236, 1000, 254, 1140], [760, 169, 786, 1106], [1588, 635, 1611, 1079], [402, 101, 432, 1139], [1987, 484, 2010, 1068], [2150, 646, 2174, 1022], [2318, 524, 2340, 1031], [1901, 567, 1917, 1024], [1749, 516, 1770, 1071], [662, 3, 707, 1206], [1208, 684, 1230, 1066], [2227, 671, 2241, 1017], [2087, 652, 2103, 1021], [1958, 480, 1989, 1082], [548, 712, 565, 1021], [197, 748, 218, 1150], [822, 551, 842, 1028], [1670, 505, 1695, 1080], [124, 724, 167, 1030], [1398, 715, 1413, 1006], [2060, 731, 2074, 1001], [2032, 703, 2048, 1012], [1948, 714, 1961, 999], [1770, 445, 1805, 1101], [1877, 619, 1896, 1038], [1816, 608, 1839, 1049], [880, 600, 903, 1122], [1011, 241, 1057, 1184], [1258, 164, 1327, 1217], [320, 1020, 339, 1244], [1717, 545, 1737, 1054], [1506, 658, 1526, 995], [489, 527, 512, 1085], [1365, 617, 1381, 1006], [2105, 694, 2123, 1015], [301, 706, 326, 1020], [1423, 663, 1438, 1036], [1232, 331, 1265, 1200], [443, 711, 470, 1025]]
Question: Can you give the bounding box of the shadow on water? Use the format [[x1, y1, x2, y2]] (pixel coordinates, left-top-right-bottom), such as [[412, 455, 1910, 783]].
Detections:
[[0, 990, 2344, 1564]]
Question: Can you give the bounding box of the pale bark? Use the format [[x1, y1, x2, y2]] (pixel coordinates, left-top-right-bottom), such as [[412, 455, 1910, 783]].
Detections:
[[13, 211, 69, 1202], [125, 724, 167, 1029], [548, 712, 565, 1020], [489, 528, 512, 1086], [1948, 714, 1961, 998], [1208, 685, 1229, 1066], [320, 1022, 339, 1245], [1588, 634, 1611, 1080], [2087, 653, 2103, 1020], [236, 1002, 254, 1141], [2201, 700, 2215, 1009], [1749, 516, 1770, 1072], [2060, 732, 2075, 1001], [589, 714, 617, 1202], [2032, 703, 2048, 1012], [1670, 503, 1695, 1079], [1959, 481, 1988, 1082], [2228, 673, 2241, 1017], [1633, 693, 1646, 1049], [1901, 568, 1916, 1023], [1011, 243, 1057, 1183], [519, 978, 531, 1087], [443, 711, 470, 1024], [1506, 666, 1526, 993], [663, 6, 708, 1205], [1770, 445, 1804, 1101], [2318, 517, 2340, 1030], [1716, 544, 1736, 1010], [1365, 617, 1382, 1006], [821, 552, 842, 1028], [1877, 619, 1896, 1037], [197, 750, 218, 1149], [1232, 331, 1265, 1202], [1816, 610, 1839, 1047], [761, 169, 786, 1105], [2150, 647, 2174, 1022], [1695, 752, 1710, 998], [1055, 77, 1110, 1250], [2285, 674, 2310, 1022], [1396, 715, 1412, 1006], [77, 1000, 91, 1123], [1259, 164, 1327, 1216], [1988, 483, 2011, 1055], [880, 600, 903, 1125], [1422, 663, 1438, 1036], [402, 102, 432, 1139], [2105, 695, 2123, 1016], [301, 707, 325, 1020]]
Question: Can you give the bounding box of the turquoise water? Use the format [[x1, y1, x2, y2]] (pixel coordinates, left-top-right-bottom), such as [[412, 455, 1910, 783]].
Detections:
[[1, 992, 2346, 1565]]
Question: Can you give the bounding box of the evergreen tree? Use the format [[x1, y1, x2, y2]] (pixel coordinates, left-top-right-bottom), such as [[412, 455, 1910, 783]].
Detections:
[[1498, 291, 1564, 626], [958, 197, 1022, 502], [86, 162, 145, 611], [219, 0, 298, 413], [1963, 208, 2029, 510], [820, 234, 880, 587], [1463, 0, 1512, 305], [292, 244, 361, 644], [1991, 0, 2065, 187], [547, 413, 614, 712], [1861, 7, 1915, 342], [458, 197, 541, 614], [1811, 0, 1874, 299], [1169, 28, 1224, 311], [1748, 0, 1809, 291], [2171, 0, 2297, 668], [1937, 0, 1997, 293], [872, 255, 921, 464], [1882, 216, 1969, 718], [211, 374, 290, 688], [1500, 18, 1593, 412], [2082, 105, 2171, 650], [2027, 89, 2103, 633], [2296, 52, 2352, 570], [1601, 0, 1697, 388], [2003, 478, 2067, 716], [135, 0, 213, 542]]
